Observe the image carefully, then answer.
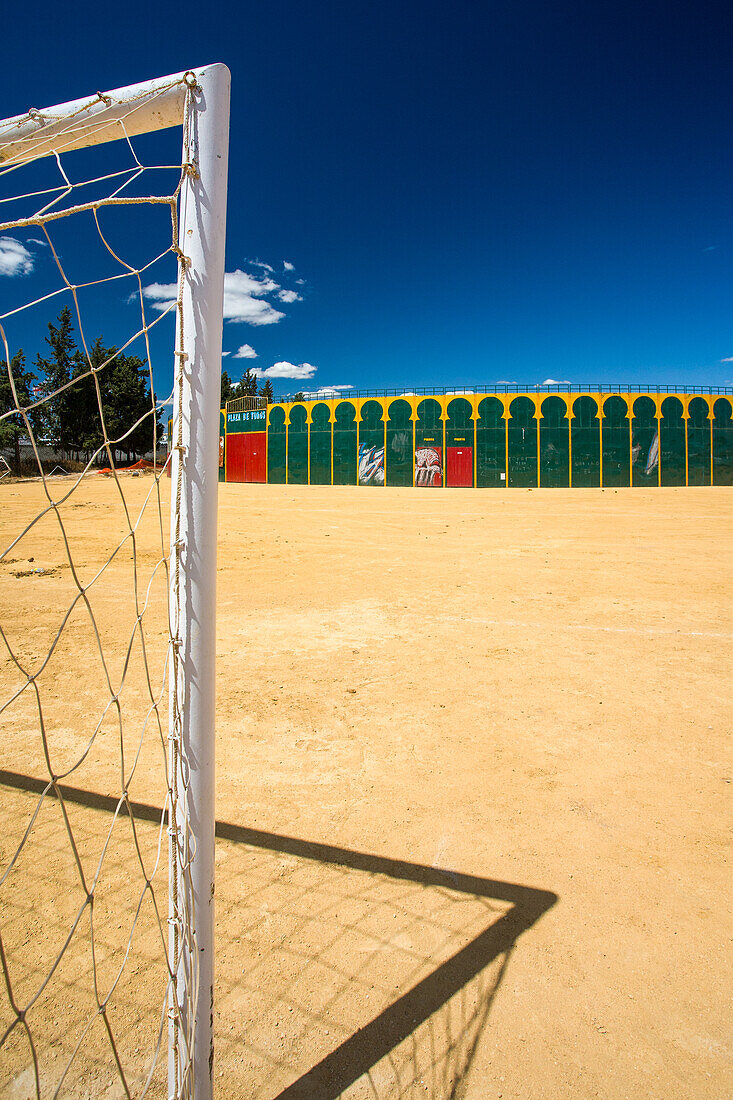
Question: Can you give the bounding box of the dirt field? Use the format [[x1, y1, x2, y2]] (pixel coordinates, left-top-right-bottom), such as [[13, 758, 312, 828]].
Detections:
[[0, 476, 731, 1098]]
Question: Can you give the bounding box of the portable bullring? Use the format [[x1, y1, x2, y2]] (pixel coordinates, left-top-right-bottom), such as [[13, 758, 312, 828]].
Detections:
[[220, 388, 733, 489]]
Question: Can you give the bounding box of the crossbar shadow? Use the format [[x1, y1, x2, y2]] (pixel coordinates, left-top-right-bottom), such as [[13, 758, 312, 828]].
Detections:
[[0, 768, 557, 1098]]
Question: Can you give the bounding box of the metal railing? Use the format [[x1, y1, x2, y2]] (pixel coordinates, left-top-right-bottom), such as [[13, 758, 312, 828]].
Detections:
[[226, 395, 267, 413], [277, 383, 733, 403]]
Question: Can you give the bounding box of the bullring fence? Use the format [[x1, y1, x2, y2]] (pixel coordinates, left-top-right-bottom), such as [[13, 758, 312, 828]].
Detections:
[[221, 390, 733, 489]]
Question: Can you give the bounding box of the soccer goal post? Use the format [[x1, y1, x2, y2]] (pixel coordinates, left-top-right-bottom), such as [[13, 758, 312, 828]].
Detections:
[[0, 64, 229, 1099]]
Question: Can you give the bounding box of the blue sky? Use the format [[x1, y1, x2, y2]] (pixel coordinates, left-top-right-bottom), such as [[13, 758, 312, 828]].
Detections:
[[1, 0, 731, 399]]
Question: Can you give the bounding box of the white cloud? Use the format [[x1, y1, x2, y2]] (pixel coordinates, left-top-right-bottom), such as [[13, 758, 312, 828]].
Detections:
[[277, 289, 302, 303], [142, 282, 178, 310], [143, 268, 286, 325], [283, 261, 295, 271], [0, 236, 34, 276], [249, 259, 274, 272], [258, 361, 318, 380], [495, 380, 516, 384], [539, 378, 570, 385], [720, 357, 733, 362], [301, 384, 353, 398], [223, 269, 284, 324], [233, 343, 258, 359], [221, 351, 231, 357]]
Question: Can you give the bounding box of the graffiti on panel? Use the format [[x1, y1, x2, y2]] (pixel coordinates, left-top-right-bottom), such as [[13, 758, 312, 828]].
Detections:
[[415, 447, 442, 486], [358, 444, 385, 485], [632, 430, 659, 476]]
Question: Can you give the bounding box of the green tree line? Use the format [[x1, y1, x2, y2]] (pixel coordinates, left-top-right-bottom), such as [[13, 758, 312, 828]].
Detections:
[[0, 307, 162, 471]]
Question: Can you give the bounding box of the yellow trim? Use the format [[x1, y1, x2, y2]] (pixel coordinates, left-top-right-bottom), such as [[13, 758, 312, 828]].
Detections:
[[567, 405, 573, 488], [472, 409, 478, 488], [682, 406, 690, 487], [255, 391, 726, 489]]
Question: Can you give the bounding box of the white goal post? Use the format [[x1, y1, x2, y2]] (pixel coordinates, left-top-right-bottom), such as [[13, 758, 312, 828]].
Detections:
[[0, 64, 230, 1099]]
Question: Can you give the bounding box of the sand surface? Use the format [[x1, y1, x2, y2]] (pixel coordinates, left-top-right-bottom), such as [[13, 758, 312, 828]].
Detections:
[[0, 476, 730, 1098]]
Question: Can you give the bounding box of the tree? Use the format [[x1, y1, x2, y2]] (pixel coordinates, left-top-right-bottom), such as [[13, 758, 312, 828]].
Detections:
[[292, 392, 305, 402], [238, 367, 258, 397], [35, 306, 82, 456], [259, 379, 274, 404], [33, 308, 160, 466], [99, 343, 160, 463], [0, 350, 38, 472], [221, 369, 235, 405]]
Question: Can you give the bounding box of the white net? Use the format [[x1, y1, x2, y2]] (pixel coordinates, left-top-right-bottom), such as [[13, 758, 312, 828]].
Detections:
[[0, 72, 206, 1098]]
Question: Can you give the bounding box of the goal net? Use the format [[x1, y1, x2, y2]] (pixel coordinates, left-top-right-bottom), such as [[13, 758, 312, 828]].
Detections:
[[0, 65, 229, 1098]]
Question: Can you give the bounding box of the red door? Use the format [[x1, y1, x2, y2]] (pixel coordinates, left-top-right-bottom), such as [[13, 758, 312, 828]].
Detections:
[[245, 432, 266, 482], [226, 433, 247, 482], [446, 446, 473, 487]]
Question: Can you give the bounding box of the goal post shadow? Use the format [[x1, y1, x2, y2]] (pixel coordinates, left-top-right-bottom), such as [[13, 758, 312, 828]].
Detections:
[[0, 768, 557, 1099]]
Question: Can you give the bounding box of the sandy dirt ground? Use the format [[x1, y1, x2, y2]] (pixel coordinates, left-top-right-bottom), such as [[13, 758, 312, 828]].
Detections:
[[0, 475, 731, 1099]]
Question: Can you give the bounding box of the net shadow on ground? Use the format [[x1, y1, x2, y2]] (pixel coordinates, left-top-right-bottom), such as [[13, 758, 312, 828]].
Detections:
[[0, 769, 557, 1099]]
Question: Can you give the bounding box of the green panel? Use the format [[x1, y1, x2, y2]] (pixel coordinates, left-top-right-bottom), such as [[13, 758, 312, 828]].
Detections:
[[570, 397, 600, 487], [631, 397, 658, 486], [415, 428, 441, 447], [360, 399, 385, 438], [309, 403, 332, 484], [687, 397, 711, 486], [446, 397, 474, 449], [386, 399, 413, 486], [226, 408, 267, 434], [660, 397, 685, 486], [267, 406, 286, 483], [333, 401, 357, 484], [507, 397, 537, 488], [712, 398, 733, 485], [416, 398, 442, 433], [601, 396, 630, 487], [358, 401, 385, 485], [287, 405, 308, 484], [539, 396, 569, 488], [476, 397, 505, 487]]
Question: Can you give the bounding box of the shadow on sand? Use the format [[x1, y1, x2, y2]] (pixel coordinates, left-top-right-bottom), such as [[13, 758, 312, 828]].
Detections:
[[0, 769, 557, 1098]]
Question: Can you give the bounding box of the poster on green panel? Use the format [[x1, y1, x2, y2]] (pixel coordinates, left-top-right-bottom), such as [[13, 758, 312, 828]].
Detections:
[[415, 446, 442, 486], [358, 443, 384, 485], [219, 409, 225, 481]]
